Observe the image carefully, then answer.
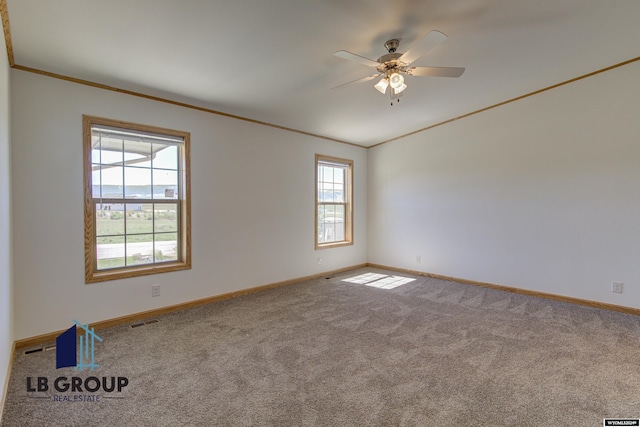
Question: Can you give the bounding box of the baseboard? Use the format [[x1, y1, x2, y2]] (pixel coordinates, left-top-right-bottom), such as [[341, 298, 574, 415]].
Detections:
[[368, 263, 640, 317], [0, 341, 15, 424], [14, 261, 640, 352], [16, 262, 640, 350], [14, 263, 367, 350]]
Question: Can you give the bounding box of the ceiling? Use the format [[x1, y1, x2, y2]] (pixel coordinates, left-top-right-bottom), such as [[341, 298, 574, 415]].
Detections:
[[4, 0, 640, 147]]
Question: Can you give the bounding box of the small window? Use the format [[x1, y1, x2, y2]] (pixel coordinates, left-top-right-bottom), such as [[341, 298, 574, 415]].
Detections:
[[316, 155, 353, 249], [83, 116, 191, 283]]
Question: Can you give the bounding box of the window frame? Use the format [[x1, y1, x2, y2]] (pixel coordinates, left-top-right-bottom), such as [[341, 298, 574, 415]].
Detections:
[[315, 154, 353, 249], [83, 115, 191, 283]]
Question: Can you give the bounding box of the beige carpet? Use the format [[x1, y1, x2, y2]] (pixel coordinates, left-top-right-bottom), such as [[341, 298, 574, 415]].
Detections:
[[3, 267, 640, 426]]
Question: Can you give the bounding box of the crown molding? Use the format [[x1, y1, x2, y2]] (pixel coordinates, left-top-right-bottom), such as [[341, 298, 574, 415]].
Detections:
[[0, 0, 14, 66], [370, 55, 640, 148], [1, 2, 639, 149]]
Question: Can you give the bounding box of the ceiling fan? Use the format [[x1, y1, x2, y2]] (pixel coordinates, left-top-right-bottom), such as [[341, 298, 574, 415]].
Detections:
[[333, 30, 465, 105]]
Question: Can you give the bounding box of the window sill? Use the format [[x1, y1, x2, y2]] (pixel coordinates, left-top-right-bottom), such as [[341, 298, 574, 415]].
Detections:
[[86, 261, 191, 284], [315, 241, 354, 250]]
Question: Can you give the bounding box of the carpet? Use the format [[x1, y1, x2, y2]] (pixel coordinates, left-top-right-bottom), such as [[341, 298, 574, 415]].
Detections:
[[3, 267, 640, 426]]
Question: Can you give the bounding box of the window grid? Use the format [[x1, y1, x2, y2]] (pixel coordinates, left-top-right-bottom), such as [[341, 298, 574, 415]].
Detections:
[[315, 155, 353, 249], [84, 115, 191, 283], [93, 200, 180, 268], [92, 128, 181, 271]]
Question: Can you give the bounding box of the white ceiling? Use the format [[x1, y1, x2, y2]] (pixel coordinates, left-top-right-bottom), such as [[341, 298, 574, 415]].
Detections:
[[5, 0, 640, 147]]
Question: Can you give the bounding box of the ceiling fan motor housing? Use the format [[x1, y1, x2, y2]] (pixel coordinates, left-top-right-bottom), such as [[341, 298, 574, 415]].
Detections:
[[384, 39, 400, 53], [376, 52, 406, 75], [376, 39, 406, 75]]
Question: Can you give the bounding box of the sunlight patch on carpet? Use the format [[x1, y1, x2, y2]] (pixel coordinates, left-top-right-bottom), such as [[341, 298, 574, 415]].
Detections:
[[342, 272, 416, 289]]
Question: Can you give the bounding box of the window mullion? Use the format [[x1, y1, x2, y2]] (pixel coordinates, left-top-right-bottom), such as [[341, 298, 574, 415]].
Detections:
[[85, 115, 190, 282], [315, 154, 353, 248]]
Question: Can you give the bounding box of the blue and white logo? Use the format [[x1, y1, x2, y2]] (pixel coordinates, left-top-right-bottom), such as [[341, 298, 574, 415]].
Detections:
[[56, 320, 103, 371]]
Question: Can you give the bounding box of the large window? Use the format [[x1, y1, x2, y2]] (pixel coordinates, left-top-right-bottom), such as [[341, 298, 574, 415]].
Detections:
[[316, 155, 353, 249], [83, 116, 191, 283]]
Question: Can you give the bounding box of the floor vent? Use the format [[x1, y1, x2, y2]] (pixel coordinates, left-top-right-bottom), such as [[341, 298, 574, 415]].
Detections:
[[25, 344, 56, 355], [130, 319, 160, 328], [24, 344, 57, 355]]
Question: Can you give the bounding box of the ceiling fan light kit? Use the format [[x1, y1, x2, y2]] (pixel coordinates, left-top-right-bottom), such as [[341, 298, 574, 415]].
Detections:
[[334, 30, 465, 105], [393, 82, 407, 95], [374, 77, 389, 94], [389, 72, 404, 89]]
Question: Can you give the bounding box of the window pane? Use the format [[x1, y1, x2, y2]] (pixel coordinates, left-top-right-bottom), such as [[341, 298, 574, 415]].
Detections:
[[318, 165, 346, 203], [126, 203, 153, 235], [92, 135, 123, 165], [96, 203, 125, 236], [318, 204, 333, 243], [335, 205, 344, 218], [333, 182, 344, 202], [124, 167, 151, 199], [91, 148, 101, 164], [126, 234, 153, 266], [96, 236, 125, 270], [155, 232, 178, 262], [329, 167, 336, 183], [92, 170, 102, 198], [318, 204, 345, 243], [318, 182, 331, 202], [321, 166, 332, 182], [322, 204, 335, 218], [153, 170, 178, 199], [100, 149, 124, 165], [153, 144, 178, 170], [154, 204, 178, 233], [100, 166, 124, 198], [124, 139, 152, 168]]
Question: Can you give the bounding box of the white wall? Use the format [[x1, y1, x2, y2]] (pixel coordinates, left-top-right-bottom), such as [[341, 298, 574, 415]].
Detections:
[[0, 22, 13, 418], [11, 70, 367, 340], [369, 60, 640, 307], [12, 49, 638, 343]]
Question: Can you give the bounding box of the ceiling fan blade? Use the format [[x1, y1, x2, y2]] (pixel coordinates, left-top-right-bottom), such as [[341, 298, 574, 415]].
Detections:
[[408, 66, 465, 77], [333, 50, 380, 68], [332, 74, 380, 90], [398, 30, 448, 66]]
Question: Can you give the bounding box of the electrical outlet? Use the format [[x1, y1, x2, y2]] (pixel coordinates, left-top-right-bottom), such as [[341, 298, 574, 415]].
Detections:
[[612, 281, 623, 294], [152, 284, 160, 297], [317, 257, 323, 265], [416, 255, 421, 264]]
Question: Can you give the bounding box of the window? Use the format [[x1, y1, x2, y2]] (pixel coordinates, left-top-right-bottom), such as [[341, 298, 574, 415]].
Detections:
[[83, 116, 191, 283], [315, 155, 353, 249]]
